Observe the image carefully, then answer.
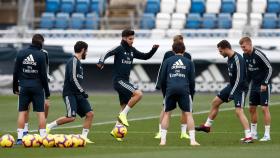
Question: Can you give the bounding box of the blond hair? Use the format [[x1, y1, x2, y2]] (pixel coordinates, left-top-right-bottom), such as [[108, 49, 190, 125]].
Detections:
[[239, 37, 252, 45], [173, 35, 184, 43]]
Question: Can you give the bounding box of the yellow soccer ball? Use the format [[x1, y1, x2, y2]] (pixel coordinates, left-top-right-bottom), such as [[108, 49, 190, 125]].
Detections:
[[22, 134, 35, 148], [33, 134, 42, 147], [42, 134, 55, 147], [71, 135, 86, 147], [55, 135, 72, 148], [113, 125, 128, 138], [0, 134, 15, 148]]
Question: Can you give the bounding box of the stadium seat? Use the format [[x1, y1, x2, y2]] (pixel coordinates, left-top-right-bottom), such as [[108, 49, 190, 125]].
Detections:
[[61, 0, 75, 13], [250, 13, 262, 28], [70, 13, 85, 29], [85, 12, 99, 29], [236, 0, 248, 13], [46, 0, 60, 12], [40, 12, 55, 29], [185, 13, 201, 29], [267, 0, 280, 13], [76, 0, 90, 13], [171, 13, 186, 29], [202, 13, 217, 29], [55, 13, 70, 29], [190, 0, 205, 14], [176, 0, 191, 14], [232, 13, 247, 29], [262, 13, 278, 29], [145, 0, 160, 14], [206, 0, 221, 13], [252, 0, 267, 13], [217, 13, 232, 29], [160, 0, 176, 14], [220, 0, 236, 14], [140, 13, 155, 29], [91, 0, 102, 15], [155, 13, 171, 29]]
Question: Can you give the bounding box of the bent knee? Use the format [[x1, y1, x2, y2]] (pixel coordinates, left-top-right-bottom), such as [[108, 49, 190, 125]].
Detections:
[[86, 111, 94, 118], [134, 90, 143, 98]]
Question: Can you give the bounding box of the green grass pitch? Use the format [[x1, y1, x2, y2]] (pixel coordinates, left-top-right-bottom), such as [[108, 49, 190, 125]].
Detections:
[[0, 93, 280, 158]]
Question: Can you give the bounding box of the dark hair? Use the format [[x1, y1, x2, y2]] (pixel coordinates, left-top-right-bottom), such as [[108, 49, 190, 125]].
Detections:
[[74, 41, 88, 53], [32, 34, 44, 48], [172, 42, 185, 54], [217, 40, 231, 49], [121, 29, 135, 37]]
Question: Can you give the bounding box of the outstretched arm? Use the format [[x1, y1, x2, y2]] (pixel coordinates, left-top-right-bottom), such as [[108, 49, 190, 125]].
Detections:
[[133, 45, 159, 60], [97, 47, 118, 69]]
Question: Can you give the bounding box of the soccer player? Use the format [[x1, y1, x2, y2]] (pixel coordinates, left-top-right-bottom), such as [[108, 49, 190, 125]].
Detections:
[[154, 35, 193, 140], [46, 41, 94, 143], [97, 29, 159, 141], [195, 40, 253, 143], [239, 37, 272, 141], [13, 34, 50, 144], [156, 42, 199, 146], [23, 49, 50, 135]]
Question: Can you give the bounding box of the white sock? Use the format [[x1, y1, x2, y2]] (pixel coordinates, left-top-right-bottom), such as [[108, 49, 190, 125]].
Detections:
[[159, 124, 161, 133], [204, 117, 213, 127], [160, 129, 167, 144], [39, 129, 47, 138], [264, 125, 270, 137], [250, 123, 257, 135], [23, 123, 29, 133], [181, 124, 187, 134], [120, 105, 131, 115], [82, 128, 90, 138], [245, 129, 251, 138], [47, 121, 58, 129], [189, 130, 196, 143], [115, 121, 121, 126], [17, 128, 24, 140]]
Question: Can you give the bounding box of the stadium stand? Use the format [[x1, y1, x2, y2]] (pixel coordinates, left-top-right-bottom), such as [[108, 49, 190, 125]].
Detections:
[[250, 13, 262, 28], [175, 0, 191, 14], [252, 0, 267, 13], [55, 12, 70, 29], [140, 13, 155, 29], [160, 0, 175, 14], [144, 0, 160, 14], [171, 13, 186, 29], [206, 0, 221, 13], [237, 0, 248, 13], [46, 0, 60, 13], [76, 0, 90, 13], [262, 13, 278, 29], [217, 13, 232, 29], [85, 12, 99, 29], [40, 12, 55, 29], [266, 0, 280, 13], [190, 0, 205, 14], [202, 13, 217, 29], [220, 0, 236, 14], [60, 0, 75, 13], [155, 13, 170, 29], [186, 13, 201, 29], [69, 13, 85, 29]]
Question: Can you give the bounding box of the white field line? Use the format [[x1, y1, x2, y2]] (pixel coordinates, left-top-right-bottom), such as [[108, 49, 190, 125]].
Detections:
[[5, 101, 278, 133]]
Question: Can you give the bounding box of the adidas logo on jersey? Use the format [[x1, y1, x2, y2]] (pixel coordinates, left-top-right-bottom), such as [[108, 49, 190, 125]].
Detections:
[[23, 54, 37, 66], [171, 59, 186, 69]]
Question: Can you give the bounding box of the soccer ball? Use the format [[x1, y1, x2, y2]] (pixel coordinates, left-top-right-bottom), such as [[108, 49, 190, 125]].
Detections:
[[0, 134, 15, 148], [22, 134, 35, 147], [33, 134, 42, 147], [71, 135, 86, 147], [113, 125, 128, 138], [55, 135, 72, 148], [42, 134, 55, 147]]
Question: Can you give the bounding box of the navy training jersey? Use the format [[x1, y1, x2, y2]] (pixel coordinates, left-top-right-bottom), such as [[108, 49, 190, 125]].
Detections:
[[227, 52, 248, 96], [243, 48, 272, 87], [63, 56, 85, 96], [98, 40, 158, 82], [13, 44, 50, 98], [157, 55, 195, 94], [156, 50, 193, 95]]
